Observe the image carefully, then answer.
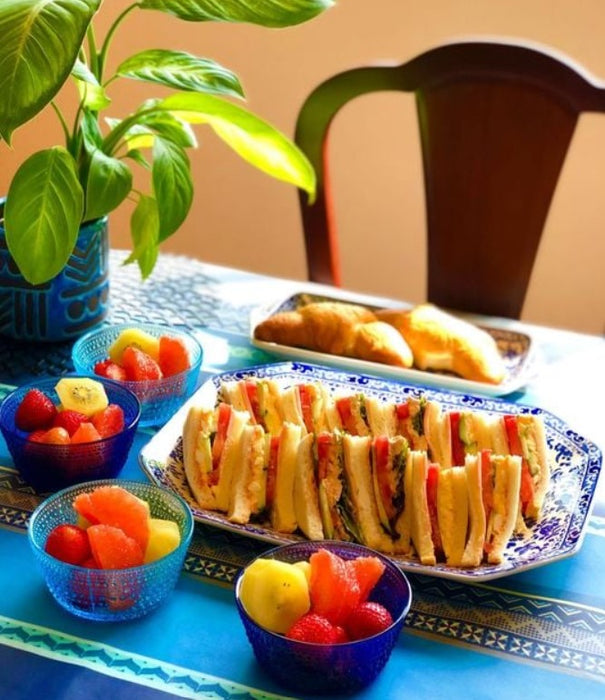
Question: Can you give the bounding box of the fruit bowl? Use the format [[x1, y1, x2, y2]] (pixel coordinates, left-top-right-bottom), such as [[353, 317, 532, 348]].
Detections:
[[234, 540, 412, 695], [28, 479, 194, 622], [0, 376, 140, 493], [71, 323, 203, 427]]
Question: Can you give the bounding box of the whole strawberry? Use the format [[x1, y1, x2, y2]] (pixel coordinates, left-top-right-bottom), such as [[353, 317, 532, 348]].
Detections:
[[345, 602, 393, 641], [45, 524, 91, 565], [15, 389, 57, 432], [286, 613, 345, 644]]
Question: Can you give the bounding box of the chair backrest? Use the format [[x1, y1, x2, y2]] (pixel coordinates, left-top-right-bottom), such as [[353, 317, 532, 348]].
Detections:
[[295, 39, 605, 318]]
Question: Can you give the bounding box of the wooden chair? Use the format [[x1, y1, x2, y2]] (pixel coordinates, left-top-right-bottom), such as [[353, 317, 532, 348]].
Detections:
[[295, 40, 605, 318]]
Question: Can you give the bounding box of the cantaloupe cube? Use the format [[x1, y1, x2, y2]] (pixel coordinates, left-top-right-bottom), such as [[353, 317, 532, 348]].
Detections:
[[144, 518, 181, 564]]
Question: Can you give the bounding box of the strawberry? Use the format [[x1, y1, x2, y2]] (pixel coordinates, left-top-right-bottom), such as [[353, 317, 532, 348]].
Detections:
[[91, 404, 125, 437], [15, 389, 57, 432], [345, 602, 393, 641], [94, 359, 128, 382], [52, 409, 89, 436], [45, 524, 92, 565], [286, 613, 344, 644]]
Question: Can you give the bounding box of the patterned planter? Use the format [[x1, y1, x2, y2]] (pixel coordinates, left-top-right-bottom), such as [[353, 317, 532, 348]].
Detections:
[[0, 204, 109, 342]]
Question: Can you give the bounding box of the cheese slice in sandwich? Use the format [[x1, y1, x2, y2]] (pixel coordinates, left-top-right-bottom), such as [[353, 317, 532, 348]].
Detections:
[[227, 424, 267, 525], [436, 466, 469, 566], [484, 453, 522, 564], [294, 433, 324, 540], [461, 452, 487, 568], [370, 435, 411, 554], [407, 450, 437, 565], [342, 434, 395, 554], [270, 422, 303, 533]]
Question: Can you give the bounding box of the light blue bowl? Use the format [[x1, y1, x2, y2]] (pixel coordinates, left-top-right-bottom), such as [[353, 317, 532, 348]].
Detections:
[[28, 479, 194, 622], [235, 540, 412, 694], [71, 323, 203, 427]]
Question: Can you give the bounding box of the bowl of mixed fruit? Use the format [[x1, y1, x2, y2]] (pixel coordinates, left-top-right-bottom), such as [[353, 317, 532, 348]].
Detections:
[[235, 540, 412, 694], [0, 376, 140, 492], [71, 323, 203, 427], [28, 480, 193, 621]]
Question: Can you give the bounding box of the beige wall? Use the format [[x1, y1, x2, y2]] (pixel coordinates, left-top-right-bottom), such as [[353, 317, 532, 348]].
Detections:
[[2, 0, 604, 334]]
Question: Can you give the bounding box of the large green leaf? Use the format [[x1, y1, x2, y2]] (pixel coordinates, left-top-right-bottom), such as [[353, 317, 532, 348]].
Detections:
[[4, 147, 84, 284], [117, 50, 244, 99], [152, 138, 194, 241], [84, 149, 133, 221], [158, 92, 316, 198], [124, 195, 160, 278], [0, 0, 101, 142], [139, 0, 334, 26]]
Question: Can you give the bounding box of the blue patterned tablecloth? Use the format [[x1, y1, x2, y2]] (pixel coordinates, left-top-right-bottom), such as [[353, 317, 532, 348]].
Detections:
[[0, 252, 604, 699]]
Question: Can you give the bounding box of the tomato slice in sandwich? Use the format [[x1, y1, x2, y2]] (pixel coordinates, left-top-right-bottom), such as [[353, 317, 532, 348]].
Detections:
[[243, 380, 261, 423], [372, 436, 395, 521], [335, 397, 355, 434], [265, 436, 280, 508], [503, 415, 534, 514], [426, 463, 442, 555], [298, 385, 314, 433], [449, 411, 466, 466], [316, 432, 333, 481], [209, 403, 232, 484]]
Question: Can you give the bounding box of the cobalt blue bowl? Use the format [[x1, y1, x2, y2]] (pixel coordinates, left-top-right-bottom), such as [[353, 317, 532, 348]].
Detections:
[[71, 322, 203, 428], [235, 540, 412, 695], [0, 376, 140, 493]]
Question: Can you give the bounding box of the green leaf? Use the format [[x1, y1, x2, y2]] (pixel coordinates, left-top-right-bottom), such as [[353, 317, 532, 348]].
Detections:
[[84, 150, 133, 221], [4, 147, 84, 284], [140, 112, 198, 148], [152, 138, 194, 241], [73, 59, 111, 111], [124, 195, 160, 278], [0, 0, 101, 142], [139, 0, 334, 26], [80, 109, 104, 151], [158, 92, 316, 198], [117, 50, 244, 99]]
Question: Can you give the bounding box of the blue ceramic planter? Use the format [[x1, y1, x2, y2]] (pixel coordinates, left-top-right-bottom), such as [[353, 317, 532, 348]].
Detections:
[[0, 204, 109, 342]]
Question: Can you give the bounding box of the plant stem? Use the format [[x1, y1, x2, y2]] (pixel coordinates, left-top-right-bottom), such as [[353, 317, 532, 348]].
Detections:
[[51, 101, 71, 147], [87, 25, 99, 79], [99, 3, 139, 83]]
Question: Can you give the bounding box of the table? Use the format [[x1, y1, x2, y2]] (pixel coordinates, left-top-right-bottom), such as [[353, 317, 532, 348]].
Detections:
[[0, 251, 603, 699]]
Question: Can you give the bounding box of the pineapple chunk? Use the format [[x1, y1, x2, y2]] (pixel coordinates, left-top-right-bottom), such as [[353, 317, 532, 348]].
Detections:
[[143, 518, 181, 564]]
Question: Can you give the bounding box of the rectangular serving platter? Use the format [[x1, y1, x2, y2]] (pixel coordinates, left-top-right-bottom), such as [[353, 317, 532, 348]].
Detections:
[[249, 292, 537, 397], [139, 362, 602, 583]]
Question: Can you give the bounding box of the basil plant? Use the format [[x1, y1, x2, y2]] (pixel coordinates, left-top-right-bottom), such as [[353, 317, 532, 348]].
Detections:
[[0, 0, 333, 285]]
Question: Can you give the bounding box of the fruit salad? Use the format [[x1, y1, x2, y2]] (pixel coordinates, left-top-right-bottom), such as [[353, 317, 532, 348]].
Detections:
[[15, 378, 124, 444], [238, 548, 393, 643], [94, 328, 191, 382], [44, 484, 182, 568]]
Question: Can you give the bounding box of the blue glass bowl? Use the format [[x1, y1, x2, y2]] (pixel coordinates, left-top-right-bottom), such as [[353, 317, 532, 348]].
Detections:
[[71, 323, 203, 428], [28, 479, 194, 622], [0, 376, 140, 493], [234, 540, 412, 695]]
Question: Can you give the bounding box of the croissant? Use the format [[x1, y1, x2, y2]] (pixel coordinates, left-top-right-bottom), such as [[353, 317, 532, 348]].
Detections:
[[254, 301, 414, 368], [375, 303, 506, 384]]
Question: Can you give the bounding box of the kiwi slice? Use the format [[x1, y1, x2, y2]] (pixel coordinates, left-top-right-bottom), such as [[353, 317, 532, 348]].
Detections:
[[55, 378, 109, 417], [108, 328, 160, 363]]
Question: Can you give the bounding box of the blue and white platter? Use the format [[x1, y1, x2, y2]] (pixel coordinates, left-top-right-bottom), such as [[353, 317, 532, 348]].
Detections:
[[139, 362, 602, 582]]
